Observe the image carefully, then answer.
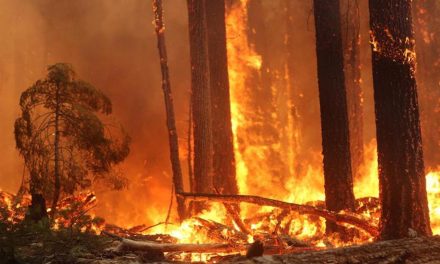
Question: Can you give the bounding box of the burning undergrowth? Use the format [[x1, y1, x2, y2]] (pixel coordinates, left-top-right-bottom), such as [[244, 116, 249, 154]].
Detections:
[[1, 162, 440, 263]]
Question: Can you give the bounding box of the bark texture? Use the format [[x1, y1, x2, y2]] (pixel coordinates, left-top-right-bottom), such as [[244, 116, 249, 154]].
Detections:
[[313, 0, 355, 231], [234, 236, 440, 264], [153, 0, 186, 221], [340, 0, 364, 179], [369, 0, 431, 239], [205, 0, 237, 195], [187, 0, 214, 197]]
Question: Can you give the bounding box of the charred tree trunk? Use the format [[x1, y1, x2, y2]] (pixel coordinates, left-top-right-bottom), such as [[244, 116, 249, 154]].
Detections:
[[51, 83, 61, 219], [369, 0, 431, 239], [205, 0, 238, 195], [187, 0, 214, 203], [152, 0, 186, 221], [313, 0, 355, 233], [413, 0, 440, 169], [340, 0, 364, 179]]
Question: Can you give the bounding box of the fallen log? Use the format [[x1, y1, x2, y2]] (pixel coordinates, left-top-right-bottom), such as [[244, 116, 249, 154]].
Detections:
[[103, 230, 246, 253], [178, 192, 378, 237], [117, 238, 243, 253], [233, 236, 440, 264]]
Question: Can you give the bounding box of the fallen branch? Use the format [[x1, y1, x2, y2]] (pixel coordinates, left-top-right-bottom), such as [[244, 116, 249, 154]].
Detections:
[[214, 188, 251, 235], [103, 230, 245, 253], [178, 192, 378, 237], [117, 238, 242, 253]]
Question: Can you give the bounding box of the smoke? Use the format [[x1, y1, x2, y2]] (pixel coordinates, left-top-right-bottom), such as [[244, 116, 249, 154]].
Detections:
[[0, 0, 434, 228], [0, 0, 190, 226]]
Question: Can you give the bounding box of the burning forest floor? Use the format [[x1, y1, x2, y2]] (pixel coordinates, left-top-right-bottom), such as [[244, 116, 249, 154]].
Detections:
[[2, 175, 440, 264]]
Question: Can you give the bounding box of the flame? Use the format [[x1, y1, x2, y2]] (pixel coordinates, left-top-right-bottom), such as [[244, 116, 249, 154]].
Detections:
[[4, 1, 440, 262]]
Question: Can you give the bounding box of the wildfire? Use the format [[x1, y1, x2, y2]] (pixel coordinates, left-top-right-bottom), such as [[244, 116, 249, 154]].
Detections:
[[4, 1, 440, 263]]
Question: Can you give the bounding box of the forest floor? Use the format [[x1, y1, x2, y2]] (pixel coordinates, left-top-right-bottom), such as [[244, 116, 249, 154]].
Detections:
[[0, 227, 176, 264]]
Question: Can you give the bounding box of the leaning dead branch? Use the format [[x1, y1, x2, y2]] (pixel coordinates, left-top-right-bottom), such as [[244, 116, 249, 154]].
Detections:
[[152, 0, 186, 221], [178, 192, 379, 237]]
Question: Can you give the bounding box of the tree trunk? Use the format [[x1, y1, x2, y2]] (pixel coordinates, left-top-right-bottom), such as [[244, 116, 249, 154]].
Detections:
[[369, 0, 432, 240], [187, 0, 214, 203], [285, 1, 303, 179], [313, 0, 355, 233], [152, 0, 186, 221], [413, 0, 440, 169], [205, 0, 237, 195], [51, 83, 61, 218], [235, 236, 440, 264], [340, 0, 364, 179], [245, 0, 288, 196]]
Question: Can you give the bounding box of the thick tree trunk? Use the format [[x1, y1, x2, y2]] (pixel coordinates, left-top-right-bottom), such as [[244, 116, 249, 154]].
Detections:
[[235, 236, 440, 264], [313, 0, 355, 232], [187, 0, 214, 203], [205, 0, 237, 195], [152, 0, 186, 221], [51, 84, 61, 218], [369, 0, 431, 240], [340, 0, 364, 179], [413, 0, 440, 169]]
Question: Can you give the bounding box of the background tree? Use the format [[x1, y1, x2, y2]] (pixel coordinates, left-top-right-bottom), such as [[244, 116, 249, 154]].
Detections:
[[248, 0, 287, 188], [413, 0, 440, 169], [313, 0, 355, 233], [15, 63, 130, 219], [369, 0, 431, 239], [205, 0, 237, 195], [187, 0, 214, 209], [340, 0, 364, 179]]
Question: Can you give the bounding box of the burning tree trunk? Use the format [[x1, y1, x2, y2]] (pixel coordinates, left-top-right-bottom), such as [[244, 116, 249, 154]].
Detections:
[[187, 0, 214, 200], [205, 0, 238, 195], [246, 0, 288, 194], [152, 0, 186, 221], [285, 1, 302, 178], [340, 0, 364, 179], [369, 0, 432, 239], [413, 0, 440, 169], [313, 0, 355, 232]]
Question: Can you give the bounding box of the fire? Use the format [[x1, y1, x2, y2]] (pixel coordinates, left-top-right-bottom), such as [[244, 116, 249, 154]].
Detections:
[[3, 1, 440, 262], [226, 0, 262, 197], [426, 170, 440, 234]]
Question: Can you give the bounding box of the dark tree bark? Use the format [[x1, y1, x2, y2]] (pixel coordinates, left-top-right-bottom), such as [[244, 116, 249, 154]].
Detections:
[[152, 0, 186, 221], [313, 0, 355, 232], [340, 0, 364, 179], [187, 0, 214, 199], [26, 193, 48, 222], [369, 0, 431, 239], [205, 0, 238, 195], [413, 0, 440, 168]]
